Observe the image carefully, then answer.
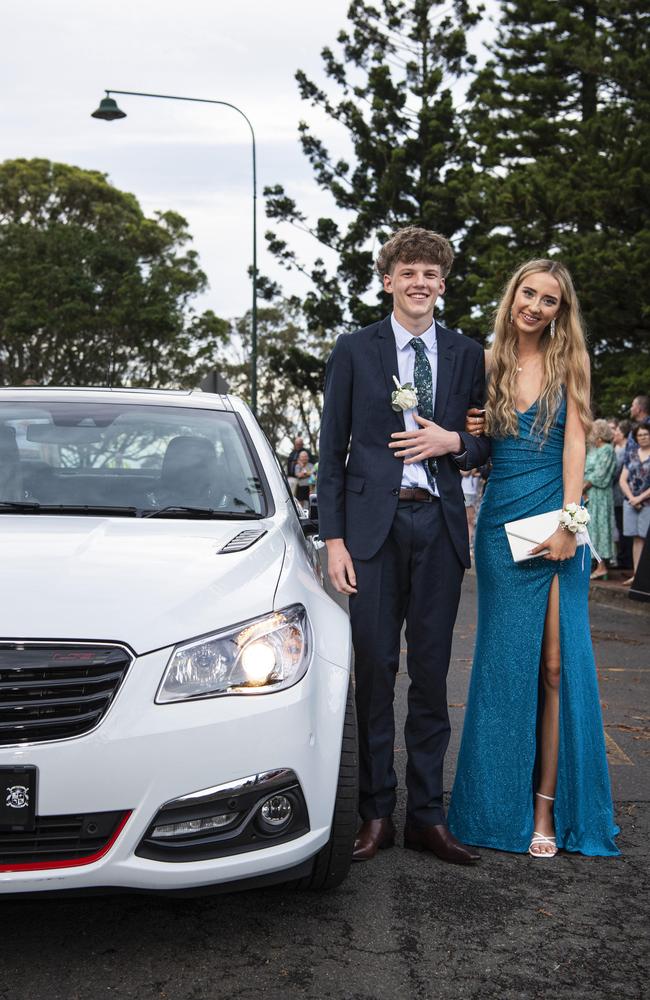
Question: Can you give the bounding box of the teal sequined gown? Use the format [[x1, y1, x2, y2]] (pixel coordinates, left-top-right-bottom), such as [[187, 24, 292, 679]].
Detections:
[[448, 399, 619, 856]]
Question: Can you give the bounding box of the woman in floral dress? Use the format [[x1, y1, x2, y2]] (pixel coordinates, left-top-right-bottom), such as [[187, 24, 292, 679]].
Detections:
[[620, 424, 650, 584], [583, 419, 617, 580]]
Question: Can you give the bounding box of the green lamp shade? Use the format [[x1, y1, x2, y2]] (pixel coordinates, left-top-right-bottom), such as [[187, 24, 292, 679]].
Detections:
[[91, 97, 126, 121]]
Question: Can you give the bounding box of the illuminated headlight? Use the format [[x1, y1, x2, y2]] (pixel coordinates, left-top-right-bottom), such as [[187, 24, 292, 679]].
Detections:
[[156, 604, 311, 702]]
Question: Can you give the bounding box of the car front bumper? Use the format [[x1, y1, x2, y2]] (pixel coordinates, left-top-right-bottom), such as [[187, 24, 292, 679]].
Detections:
[[0, 645, 350, 894]]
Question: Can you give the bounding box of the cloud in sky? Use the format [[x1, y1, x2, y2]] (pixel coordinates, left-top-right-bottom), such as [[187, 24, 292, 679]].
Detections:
[[1, 0, 495, 321]]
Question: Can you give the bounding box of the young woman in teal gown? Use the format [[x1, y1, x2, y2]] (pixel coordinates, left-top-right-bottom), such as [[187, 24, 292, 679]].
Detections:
[[448, 260, 619, 857]]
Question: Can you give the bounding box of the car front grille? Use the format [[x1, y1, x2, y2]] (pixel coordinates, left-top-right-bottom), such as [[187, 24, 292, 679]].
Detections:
[[0, 643, 132, 745], [0, 811, 130, 870]]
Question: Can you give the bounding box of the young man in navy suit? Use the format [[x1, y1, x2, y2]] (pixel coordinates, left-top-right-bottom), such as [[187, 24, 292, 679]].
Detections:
[[318, 228, 490, 864]]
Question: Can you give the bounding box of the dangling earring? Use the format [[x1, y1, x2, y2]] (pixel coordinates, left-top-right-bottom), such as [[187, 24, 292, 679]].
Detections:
[[509, 309, 514, 324], [550, 319, 556, 339]]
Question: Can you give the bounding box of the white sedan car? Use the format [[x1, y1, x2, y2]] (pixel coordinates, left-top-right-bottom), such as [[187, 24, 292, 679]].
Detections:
[[0, 387, 356, 895]]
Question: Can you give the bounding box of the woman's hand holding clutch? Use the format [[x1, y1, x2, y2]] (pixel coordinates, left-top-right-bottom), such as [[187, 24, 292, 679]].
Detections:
[[529, 527, 578, 561]]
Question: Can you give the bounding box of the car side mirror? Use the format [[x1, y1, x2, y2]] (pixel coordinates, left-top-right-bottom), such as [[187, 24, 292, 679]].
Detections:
[[300, 492, 319, 537]]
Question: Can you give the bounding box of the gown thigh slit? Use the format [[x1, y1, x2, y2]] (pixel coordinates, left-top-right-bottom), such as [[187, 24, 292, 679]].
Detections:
[[538, 573, 561, 772], [448, 399, 619, 856]]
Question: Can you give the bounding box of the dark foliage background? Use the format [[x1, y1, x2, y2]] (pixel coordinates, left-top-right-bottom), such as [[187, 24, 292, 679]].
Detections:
[[1, 3, 647, 428], [0, 158, 227, 388], [263, 0, 650, 416]]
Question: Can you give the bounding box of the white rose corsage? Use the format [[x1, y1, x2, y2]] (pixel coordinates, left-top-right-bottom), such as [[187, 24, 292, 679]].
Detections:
[[391, 375, 418, 413], [558, 502, 590, 534]]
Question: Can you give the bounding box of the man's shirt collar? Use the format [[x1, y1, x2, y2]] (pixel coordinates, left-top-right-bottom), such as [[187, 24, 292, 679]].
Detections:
[[391, 313, 437, 352]]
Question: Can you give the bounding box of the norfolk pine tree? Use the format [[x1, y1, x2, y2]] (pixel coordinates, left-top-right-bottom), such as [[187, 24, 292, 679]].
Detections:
[[264, 0, 484, 336], [461, 1, 650, 406]]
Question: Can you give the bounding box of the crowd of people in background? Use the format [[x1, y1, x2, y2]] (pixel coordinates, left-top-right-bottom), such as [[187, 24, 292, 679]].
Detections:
[[282, 393, 650, 586], [582, 394, 650, 585], [285, 434, 318, 504]]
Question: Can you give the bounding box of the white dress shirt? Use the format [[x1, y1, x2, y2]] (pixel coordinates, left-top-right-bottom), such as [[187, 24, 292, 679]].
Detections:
[[391, 313, 439, 496]]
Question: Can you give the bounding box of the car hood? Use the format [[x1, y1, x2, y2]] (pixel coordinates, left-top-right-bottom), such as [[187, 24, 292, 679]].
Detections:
[[0, 516, 285, 654]]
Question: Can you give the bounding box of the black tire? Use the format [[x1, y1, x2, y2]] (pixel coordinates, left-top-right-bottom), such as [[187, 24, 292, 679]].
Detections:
[[300, 676, 358, 890]]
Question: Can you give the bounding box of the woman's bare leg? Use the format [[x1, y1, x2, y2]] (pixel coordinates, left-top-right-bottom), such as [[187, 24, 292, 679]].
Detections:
[[466, 503, 476, 549], [534, 575, 561, 853], [633, 536, 644, 574]]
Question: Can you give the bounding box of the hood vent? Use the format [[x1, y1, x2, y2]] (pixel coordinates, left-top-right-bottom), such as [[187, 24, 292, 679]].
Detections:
[[219, 527, 267, 554]]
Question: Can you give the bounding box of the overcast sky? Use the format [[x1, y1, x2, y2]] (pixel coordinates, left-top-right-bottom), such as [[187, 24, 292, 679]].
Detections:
[[2, 1, 496, 321]]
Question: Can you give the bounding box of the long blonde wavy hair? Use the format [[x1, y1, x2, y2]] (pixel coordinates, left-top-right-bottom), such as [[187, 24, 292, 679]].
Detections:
[[485, 259, 592, 439]]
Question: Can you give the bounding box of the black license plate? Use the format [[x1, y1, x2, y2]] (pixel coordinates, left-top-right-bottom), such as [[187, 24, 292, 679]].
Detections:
[[0, 766, 37, 832]]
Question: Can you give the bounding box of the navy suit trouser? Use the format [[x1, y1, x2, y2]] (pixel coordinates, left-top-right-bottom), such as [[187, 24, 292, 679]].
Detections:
[[349, 498, 464, 826]]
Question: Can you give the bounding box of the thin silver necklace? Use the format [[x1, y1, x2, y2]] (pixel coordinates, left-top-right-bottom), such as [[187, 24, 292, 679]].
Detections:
[[516, 354, 541, 374]]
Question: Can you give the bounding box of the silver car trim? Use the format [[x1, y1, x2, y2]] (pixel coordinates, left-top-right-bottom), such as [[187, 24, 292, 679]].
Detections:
[[163, 768, 298, 808]]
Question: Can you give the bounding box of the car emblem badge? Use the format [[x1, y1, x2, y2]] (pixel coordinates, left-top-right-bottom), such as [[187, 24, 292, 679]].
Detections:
[[6, 785, 29, 809]]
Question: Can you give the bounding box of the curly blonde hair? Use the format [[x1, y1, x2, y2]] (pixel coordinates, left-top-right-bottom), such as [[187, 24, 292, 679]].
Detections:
[[485, 260, 592, 439]]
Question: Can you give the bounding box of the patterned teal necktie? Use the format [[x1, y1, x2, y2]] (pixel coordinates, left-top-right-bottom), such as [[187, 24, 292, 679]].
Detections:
[[410, 337, 438, 480]]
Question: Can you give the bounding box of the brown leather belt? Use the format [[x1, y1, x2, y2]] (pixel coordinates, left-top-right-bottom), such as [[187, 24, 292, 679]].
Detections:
[[398, 487, 436, 503]]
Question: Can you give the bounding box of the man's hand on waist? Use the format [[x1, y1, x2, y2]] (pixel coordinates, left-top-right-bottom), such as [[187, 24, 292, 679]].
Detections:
[[389, 415, 461, 463]]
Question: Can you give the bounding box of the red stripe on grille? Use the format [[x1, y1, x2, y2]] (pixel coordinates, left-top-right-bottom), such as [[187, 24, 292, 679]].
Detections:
[[0, 811, 131, 872]]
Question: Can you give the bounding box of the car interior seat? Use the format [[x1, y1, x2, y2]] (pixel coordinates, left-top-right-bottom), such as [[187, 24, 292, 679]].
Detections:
[[0, 425, 23, 501], [158, 435, 220, 507]]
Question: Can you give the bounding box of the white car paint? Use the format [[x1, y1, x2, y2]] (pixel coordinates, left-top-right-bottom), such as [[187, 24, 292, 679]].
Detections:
[[0, 388, 352, 894]]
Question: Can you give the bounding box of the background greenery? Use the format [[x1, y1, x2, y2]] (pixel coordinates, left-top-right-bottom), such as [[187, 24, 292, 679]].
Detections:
[[264, 0, 649, 423], [0, 2, 647, 445], [0, 158, 227, 388]]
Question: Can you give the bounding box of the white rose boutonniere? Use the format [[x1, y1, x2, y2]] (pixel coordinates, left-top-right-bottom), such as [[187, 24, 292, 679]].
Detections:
[[391, 375, 418, 413]]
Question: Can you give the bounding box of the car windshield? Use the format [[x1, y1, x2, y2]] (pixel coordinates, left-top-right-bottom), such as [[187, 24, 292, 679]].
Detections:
[[0, 399, 267, 517]]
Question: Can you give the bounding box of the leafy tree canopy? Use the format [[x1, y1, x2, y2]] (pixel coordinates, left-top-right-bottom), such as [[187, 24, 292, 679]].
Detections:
[[461, 0, 650, 363], [264, 1, 649, 413], [219, 298, 328, 454], [0, 158, 228, 387], [265, 0, 483, 334]]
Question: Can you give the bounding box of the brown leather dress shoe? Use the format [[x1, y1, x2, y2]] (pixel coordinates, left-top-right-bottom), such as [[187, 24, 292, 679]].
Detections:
[[403, 821, 480, 865], [352, 817, 396, 861]]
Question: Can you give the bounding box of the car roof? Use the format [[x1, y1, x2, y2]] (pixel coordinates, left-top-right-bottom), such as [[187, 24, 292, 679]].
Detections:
[[0, 387, 250, 414]]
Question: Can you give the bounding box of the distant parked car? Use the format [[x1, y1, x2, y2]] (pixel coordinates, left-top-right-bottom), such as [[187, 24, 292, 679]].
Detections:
[[0, 387, 356, 895]]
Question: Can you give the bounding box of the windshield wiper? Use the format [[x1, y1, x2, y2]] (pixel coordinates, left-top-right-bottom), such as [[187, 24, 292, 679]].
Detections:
[[0, 502, 139, 516], [42, 505, 139, 516], [0, 500, 261, 519], [142, 505, 261, 520], [0, 500, 42, 512]]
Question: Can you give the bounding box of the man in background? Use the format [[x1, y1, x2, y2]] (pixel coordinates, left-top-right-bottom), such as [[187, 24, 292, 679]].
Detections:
[[286, 435, 305, 496], [624, 395, 650, 465]]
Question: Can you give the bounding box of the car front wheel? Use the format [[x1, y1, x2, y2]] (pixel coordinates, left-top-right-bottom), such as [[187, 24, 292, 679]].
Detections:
[[302, 677, 358, 891]]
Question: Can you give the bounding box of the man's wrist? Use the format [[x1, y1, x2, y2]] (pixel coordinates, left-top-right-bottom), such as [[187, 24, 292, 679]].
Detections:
[[447, 430, 462, 455], [325, 537, 346, 550]]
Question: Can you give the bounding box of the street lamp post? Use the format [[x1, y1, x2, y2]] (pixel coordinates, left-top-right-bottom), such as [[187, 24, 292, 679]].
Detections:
[[91, 89, 258, 413]]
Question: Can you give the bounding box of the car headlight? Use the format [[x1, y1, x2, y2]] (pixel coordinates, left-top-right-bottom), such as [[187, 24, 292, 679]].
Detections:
[[156, 604, 311, 703]]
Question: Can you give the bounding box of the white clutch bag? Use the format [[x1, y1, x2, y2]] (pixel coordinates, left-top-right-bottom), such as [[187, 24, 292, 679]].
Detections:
[[504, 509, 594, 563]]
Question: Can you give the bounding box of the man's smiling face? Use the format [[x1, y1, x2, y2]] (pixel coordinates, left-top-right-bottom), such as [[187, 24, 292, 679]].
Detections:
[[383, 259, 445, 330]]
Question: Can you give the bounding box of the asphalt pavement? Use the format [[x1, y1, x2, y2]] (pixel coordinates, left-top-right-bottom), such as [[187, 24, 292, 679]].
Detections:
[[0, 575, 648, 1000]]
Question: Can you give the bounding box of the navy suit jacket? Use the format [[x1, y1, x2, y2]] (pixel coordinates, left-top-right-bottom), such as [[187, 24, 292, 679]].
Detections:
[[318, 315, 490, 567]]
